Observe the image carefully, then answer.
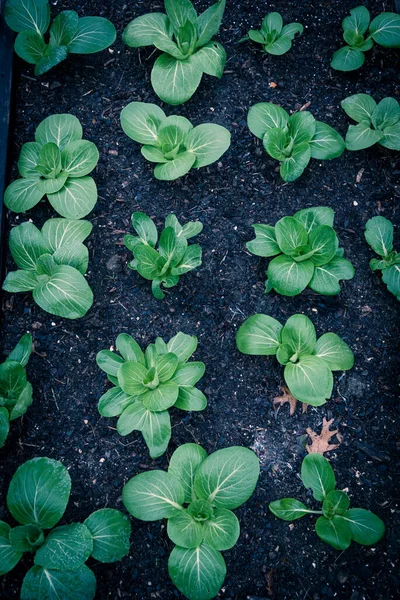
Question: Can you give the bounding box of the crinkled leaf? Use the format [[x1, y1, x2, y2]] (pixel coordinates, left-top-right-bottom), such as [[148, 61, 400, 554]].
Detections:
[[372, 97, 400, 129], [301, 453, 336, 501], [18, 142, 41, 178], [323, 490, 350, 518], [289, 112, 316, 146], [117, 361, 147, 395], [0, 410, 10, 449], [264, 36, 292, 55], [309, 225, 337, 266], [165, 0, 197, 32], [263, 127, 288, 160], [382, 264, 400, 299], [9, 524, 44, 553], [236, 314, 282, 355], [284, 355, 333, 406], [154, 151, 197, 180], [379, 122, 400, 150], [275, 216, 308, 256], [131, 212, 158, 246], [84, 508, 131, 563], [170, 244, 202, 275], [21, 565, 96, 600], [117, 401, 171, 458], [168, 543, 226, 600], [123, 470, 184, 520], [0, 361, 27, 399], [2, 271, 40, 293], [34, 45, 68, 76], [41, 218, 92, 253]]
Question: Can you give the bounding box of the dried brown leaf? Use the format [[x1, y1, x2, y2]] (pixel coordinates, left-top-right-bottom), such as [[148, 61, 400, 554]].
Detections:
[[273, 387, 308, 415], [306, 417, 342, 455]]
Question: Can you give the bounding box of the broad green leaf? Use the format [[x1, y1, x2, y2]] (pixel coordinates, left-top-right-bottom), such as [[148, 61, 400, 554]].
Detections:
[[309, 257, 355, 295], [171, 362, 205, 386], [35, 114, 83, 151], [310, 122, 345, 159], [268, 255, 314, 296], [167, 332, 197, 362], [372, 97, 400, 129], [5, 0, 50, 34], [120, 102, 165, 146], [192, 41, 226, 77], [123, 470, 184, 520], [289, 112, 316, 146], [9, 222, 50, 270], [175, 386, 207, 411], [156, 352, 179, 382], [301, 454, 335, 501], [264, 36, 292, 55], [0, 409, 10, 448], [196, 0, 226, 47], [168, 543, 226, 600], [34, 523, 93, 570], [369, 12, 400, 48], [154, 151, 197, 180], [247, 102, 289, 138], [32, 265, 93, 319], [167, 510, 204, 548], [49, 11, 79, 46], [280, 142, 311, 182], [194, 446, 260, 509], [248, 29, 265, 44], [315, 515, 352, 550], [275, 216, 308, 256], [84, 508, 131, 563], [364, 216, 393, 257], [330, 46, 365, 71], [345, 121, 383, 150], [21, 565, 96, 600], [37, 143, 61, 178], [382, 264, 400, 299], [187, 499, 213, 521], [168, 443, 208, 503], [117, 401, 171, 458], [9, 524, 44, 553], [171, 244, 202, 275], [341, 93, 377, 124], [9, 382, 33, 421], [18, 142, 41, 178], [342, 6, 370, 36], [343, 508, 385, 545], [309, 225, 337, 266], [131, 212, 158, 246], [263, 127, 288, 160], [293, 207, 334, 233], [202, 508, 239, 550], [142, 381, 179, 411], [0, 361, 27, 398], [36, 172, 68, 195], [281, 314, 317, 358], [284, 355, 333, 405], [123, 12, 172, 47], [141, 145, 169, 162], [52, 240, 88, 274], [322, 490, 350, 518], [134, 245, 162, 280], [0, 521, 22, 575], [236, 314, 282, 355], [68, 16, 116, 53], [41, 218, 92, 253], [2, 271, 40, 292], [96, 350, 125, 377], [117, 361, 147, 395], [157, 121, 188, 150], [181, 220, 203, 239], [184, 123, 230, 168], [246, 224, 280, 257], [7, 457, 71, 528], [98, 386, 134, 417], [269, 498, 311, 521], [47, 176, 97, 219], [165, 0, 197, 32], [158, 227, 178, 262], [154, 36, 184, 59], [61, 140, 99, 177], [262, 12, 283, 34], [4, 178, 44, 213], [281, 22, 304, 39], [116, 333, 145, 364], [14, 30, 46, 64], [313, 333, 354, 371], [380, 122, 400, 150], [34, 45, 69, 77], [151, 54, 203, 105]]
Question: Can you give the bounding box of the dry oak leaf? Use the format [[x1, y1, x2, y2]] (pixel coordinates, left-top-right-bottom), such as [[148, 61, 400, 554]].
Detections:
[[273, 386, 308, 415], [306, 417, 343, 455]]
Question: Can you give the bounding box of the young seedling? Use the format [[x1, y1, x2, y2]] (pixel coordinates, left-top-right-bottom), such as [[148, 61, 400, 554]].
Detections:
[[241, 12, 303, 55], [236, 313, 354, 406], [97, 332, 207, 458], [269, 454, 385, 550], [364, 216, 400, 301], [247, 103, 345, 182], [123, 443, 260, 600], [120, 102, 230, 180], [5, 0, 116, 75], [122, 0, 226, 105], [124, 212, 202, 298], [0, 457, 131, 599], [4, 114, 99, 219], [2, 219, 93, 319], [0, 334, 33, 448], [342, 94, 400, 151], [246, 206, 354, 296], [331, 6, 400, 71]]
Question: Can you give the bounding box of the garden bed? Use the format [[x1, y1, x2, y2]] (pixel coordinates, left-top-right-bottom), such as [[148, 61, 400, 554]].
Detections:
[[0, 0, 399, 598]]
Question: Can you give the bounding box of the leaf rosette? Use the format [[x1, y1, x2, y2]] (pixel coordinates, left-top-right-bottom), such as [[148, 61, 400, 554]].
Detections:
[[364, 216, 400, 301], [242, 12, 303, 55]]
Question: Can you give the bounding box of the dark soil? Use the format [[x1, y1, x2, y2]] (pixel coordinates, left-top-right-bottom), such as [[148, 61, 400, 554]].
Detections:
[[1, 1, 399, 599]]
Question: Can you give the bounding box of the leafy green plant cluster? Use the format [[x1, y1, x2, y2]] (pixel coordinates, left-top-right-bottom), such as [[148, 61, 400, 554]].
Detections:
[[2, 219, 93, 319], [247, 206, 354, 296], [123, 443, 260, 600], [0, 334, 33, 449], [270, 454, 385, 550], [4, 114, 99, 219], [0, 457, 131, 600], [247, 103, 345, 182], [5, 0, 116, 76], [120, 102, 230, 180], [365, 216, 400, 301], [331, 6, 400, 71], [342, 94, 400, 151], [241, 12, 303, 55], [97, 332, 206, 458], [236, 313, 354, 406], [124, 212, 202, 298], [123, 0, 226, 105]]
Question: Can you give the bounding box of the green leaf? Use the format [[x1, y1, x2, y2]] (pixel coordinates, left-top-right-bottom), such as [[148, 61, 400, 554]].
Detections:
[[84, 508, 131, 563], [141, 145, 169, 162], [194, 446, 260, 509], [142, 381, 179, 411], [117, 401, 171, 458], [165, 0, 197, 32], [342, 6, 370, 36], [171, 244, 202, 275], [32, 265, 93, 319], [281, 314, 317, 358], [37, 143, 61, 178], [171, 362, 205, 386], [123, 470, 184, 520], [181, 220, 203, 239], [167, 332, 198, 362], [9, 382, 33, 421], [151, 54, 203, 105], [122, 12, 172, 47], [116, 333, 145, 364], [157, 119, 188, 150], [156, 352, 179, 382], [247, 30, 265, 44], [280, 142, 311, 182], [313, 333, 354, 371], [293, 207, 334, 233], [236, 314, 282, 355], [364, 216, 393, 257], [2, 271, 40, 293], [196, 0, 226, 47], [263, 127, 288, 160], [121, 102, 165, 145], [192, 41, 226, 77], [202, 508, 239, 550], [35, 114, 83, 151], [343, 508, 385, 545], [187, 499, 213, 521], [246, 224, 280, 257], [185, 123, 230, 168], [341, 93, 377, 124], [168, 443, 208, 503], [158, 227, 179, 262], [0, 408, 10, 448], [9, 524, 44, 553], [18, 142, 41, 178], [267, 255, 314, 296], [168, 543, 226, 600], [47, 176, 97, 219], [167, 510, 204, 548], [21, 565, 96, 600], [7, 457, 71, 528], [382, 264, 400, 299], [309, 257, 355, 295], [36, 172, 68, 195], [280, 22, 304, 39], [0, 521, 22, 575], [301, 454, 336, 501], [247, 102, 289, 138], [96, 350, 125, 377], [262, 12, 283, 34], [4, 178, 44, 213], [68, 16, 116, 53], [289, 112, 316, 146], [117, 361, 147, 395], [345, 121, 383, 151], [269, 498, 311, 521], [135, 245, 162, 279], [309, 225, 337, 266], [61, 140, 99, 177], [309, 122, 345, 159], [264, 36, 292, 55], [34, 523, 93, 570], [154, 151, 197, 180], [372, 97, 400, 129], [14, 30, 46, 64], [98, 387, 134, 417], [322, 490, 350, 518], [131, 212, 158, 246], [284, 355, 333, 406], [275, 216, 308, 256], [380, 122, 400, 150], [5, 0, 50, 34], [0, 360, 27, 398], [315, 515, 352, 550], [49, 11, 79, 46], [9, 222, 50, 270], [175, 386, 207, 411], [34, 45, 69, 76], [330, 46, 365, 71], [369, 12, 400, 48], [41, 218, 92, 253]]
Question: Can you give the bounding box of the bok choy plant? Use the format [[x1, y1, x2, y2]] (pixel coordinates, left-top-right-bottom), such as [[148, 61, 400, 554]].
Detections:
[[97, 332, 206, 458], [236, 313, 354, 407], [123, 443, 260, 600], [270, 454, 385, 550], [0, 457, 131, 600], [364, 216, 400, 301], [122, 0, 226, 105], [2, 219, 94, 319], [0, 334, 33, 449], [5, 0, 116, 76], [124, 212, 202, 298], [241, 12, 303, 55], [4, 114, 99, 219]]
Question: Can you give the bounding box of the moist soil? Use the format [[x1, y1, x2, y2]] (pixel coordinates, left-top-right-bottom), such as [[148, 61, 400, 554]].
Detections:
[[0, 1, 399, 599]]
